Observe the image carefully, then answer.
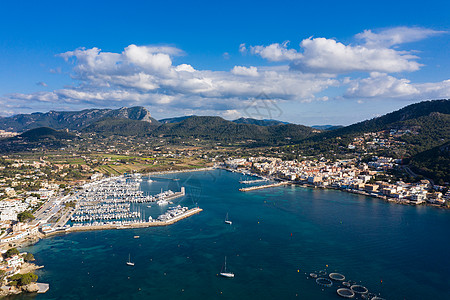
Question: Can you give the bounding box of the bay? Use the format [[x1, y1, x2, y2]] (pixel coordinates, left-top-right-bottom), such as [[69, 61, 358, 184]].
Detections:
[[12, 169, 450, 299]]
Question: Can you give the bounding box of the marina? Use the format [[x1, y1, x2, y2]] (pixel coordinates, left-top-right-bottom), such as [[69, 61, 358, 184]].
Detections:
[[67, 175, 186, 226], [63, 207, 203, 233]]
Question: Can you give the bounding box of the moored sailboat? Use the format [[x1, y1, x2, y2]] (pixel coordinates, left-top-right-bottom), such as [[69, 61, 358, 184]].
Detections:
[[219, 256, 234, 278], [224, 213, 232, 225], [126, 254, 135, 266]]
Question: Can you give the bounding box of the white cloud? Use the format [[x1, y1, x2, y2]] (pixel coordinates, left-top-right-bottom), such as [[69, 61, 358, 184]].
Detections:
[[231, 66, 259, 77], [239, 43, 247, 54], [175, 64, 196, 73], [290, 37, 421, 73], [345, 72, 450, 99], [1, 44, 339, 115], [356, 27, 446, 48], [36, 81, 47, 87], [250, 41, 303, 62], [247, 27, 445, 74]]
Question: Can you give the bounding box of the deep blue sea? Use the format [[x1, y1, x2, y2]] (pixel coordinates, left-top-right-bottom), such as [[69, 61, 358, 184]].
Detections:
[[13, 169, 450, 299]]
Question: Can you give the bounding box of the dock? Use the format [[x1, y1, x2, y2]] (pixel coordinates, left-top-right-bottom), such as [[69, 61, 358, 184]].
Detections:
[[239, 181, 290, 192], [65, 207, 203, 233], [36, 283, 49, 293], [239, 179, 268, 184]]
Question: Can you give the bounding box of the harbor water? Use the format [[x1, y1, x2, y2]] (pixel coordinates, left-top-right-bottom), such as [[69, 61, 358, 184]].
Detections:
[[14, 169, 450, 299]]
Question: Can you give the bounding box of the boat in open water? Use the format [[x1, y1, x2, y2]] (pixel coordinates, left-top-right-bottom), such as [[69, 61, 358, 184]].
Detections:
[[126, 254, 135, 266], [224, 213, 232, 225], [219, 256, 234, 278]]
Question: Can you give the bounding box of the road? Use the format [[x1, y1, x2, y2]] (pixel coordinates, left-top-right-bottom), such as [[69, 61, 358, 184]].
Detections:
[[401, 165, 435, 186]]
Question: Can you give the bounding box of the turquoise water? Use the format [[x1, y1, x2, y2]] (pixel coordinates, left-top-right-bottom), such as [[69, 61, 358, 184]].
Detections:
[[14, 169, 450, 299]]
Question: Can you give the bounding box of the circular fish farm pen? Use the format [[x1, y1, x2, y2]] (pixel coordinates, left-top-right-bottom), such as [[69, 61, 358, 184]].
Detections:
[[316, 277, 333, 287], [370, 297, 386, 300], [319, 270, 327, 276], [309, 273, 318, 278], [329, 272, 345, 281], [342, 281, 351, 287], [337, 288, 355, 298], [351, 284, 369, 295]]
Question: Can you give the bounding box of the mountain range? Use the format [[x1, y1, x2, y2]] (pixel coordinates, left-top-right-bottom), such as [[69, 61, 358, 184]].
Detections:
[[0, 106, 159, 132], [0, 99, 449, 182]]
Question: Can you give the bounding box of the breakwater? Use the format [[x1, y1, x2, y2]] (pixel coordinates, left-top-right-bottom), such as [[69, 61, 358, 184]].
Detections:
[[48, 208, 203, 234], [239, 181, 290, 192]]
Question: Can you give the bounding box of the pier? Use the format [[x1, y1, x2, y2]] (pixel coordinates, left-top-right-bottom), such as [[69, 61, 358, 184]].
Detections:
[[239, 179, 268, 184], [36, 283, 49, 294], [239, 181, 290, 192], [65, 207, 203, 233]]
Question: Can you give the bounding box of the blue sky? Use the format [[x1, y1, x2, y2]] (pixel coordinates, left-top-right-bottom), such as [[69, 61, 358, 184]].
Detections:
[[0, 0, 449, 125]]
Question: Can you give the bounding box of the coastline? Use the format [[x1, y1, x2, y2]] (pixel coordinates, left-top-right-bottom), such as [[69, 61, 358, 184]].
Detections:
[[146, 167, 214, 176], [0, 262, 45, 298], [221, 167, 449, 209]]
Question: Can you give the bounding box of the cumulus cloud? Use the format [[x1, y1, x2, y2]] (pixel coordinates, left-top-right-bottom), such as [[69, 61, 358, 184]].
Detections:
[[36, 81, 48, 87], [2, 28, 447, 116], [1, 44, 340, 115], [356, 26, 446, 47], [247, 27, 445, 74], [250, 41, 303, 62], [345, 72, 450, 99], [290, 37, 421, 73], [231, 66, 259, 77]]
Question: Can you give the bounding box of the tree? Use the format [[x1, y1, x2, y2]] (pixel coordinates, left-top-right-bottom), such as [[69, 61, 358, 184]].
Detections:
[[5, 248, 19, 258], [17, 211, 35, 222], [9, 273, 38, 286], [23, 252, 35, 262]]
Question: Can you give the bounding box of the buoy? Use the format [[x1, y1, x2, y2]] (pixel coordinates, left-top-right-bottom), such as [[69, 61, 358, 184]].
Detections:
[[297, 270, 300, 272]]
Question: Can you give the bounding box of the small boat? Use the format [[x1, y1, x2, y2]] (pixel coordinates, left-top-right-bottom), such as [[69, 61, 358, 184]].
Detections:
[[224, 213, 232, 225], [219, 256, 234, 278], [134, 235, 140, 239], [126, 254, 135, 266]]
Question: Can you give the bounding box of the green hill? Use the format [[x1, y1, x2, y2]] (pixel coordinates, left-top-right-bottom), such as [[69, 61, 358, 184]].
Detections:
[[151, 116, 317, 145], [232, 118, 289, 126], [0, 127, 76, 153], [410, 142, 450, 185], [296, 99, 450, 156], [20, 127, 75, 141], [321, 99, 449, 138], [81, 118, 159, 136], [159, 116, 194, 124]]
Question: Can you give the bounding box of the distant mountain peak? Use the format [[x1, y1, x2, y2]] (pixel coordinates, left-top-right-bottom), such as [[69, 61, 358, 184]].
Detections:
[[0, 106, 159, 132]]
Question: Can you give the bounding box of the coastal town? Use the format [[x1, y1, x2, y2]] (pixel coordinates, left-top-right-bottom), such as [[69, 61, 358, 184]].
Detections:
[[224, 156, 449, 206], [0, 160, 205, 296]]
